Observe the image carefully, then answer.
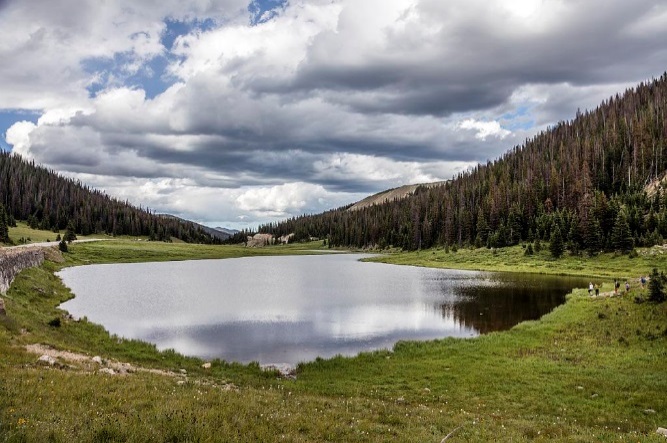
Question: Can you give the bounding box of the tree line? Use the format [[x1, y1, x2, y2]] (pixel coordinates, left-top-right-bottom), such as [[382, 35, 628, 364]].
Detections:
[[258, 73, 667, 255], [0, 153, 217, 244]]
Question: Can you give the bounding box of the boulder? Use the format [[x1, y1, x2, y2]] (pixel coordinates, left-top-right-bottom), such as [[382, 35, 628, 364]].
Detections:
[[657, 427, 667, 437], [92, 356, 103, 365], [0, 298, 5, 316], [202, 362, 211, 369], [37, 355, 56, 366], [98, 368, 115, 375]]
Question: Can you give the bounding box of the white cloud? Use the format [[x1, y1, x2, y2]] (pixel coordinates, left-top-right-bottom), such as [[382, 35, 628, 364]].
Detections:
[[2, 0, 667, 228], [458, 119, 511, 140], [5, 121, 37, 157]]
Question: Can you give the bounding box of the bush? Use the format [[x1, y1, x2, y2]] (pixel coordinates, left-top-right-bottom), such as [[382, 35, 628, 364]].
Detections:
[[524, 243, 534, 256], [648, 268, 666, 303], [58, 240, 68, 252]]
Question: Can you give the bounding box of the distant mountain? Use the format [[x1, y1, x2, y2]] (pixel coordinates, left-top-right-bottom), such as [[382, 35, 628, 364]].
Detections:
[[259, 73, 667, 252], [158, 215, 234, 241], [0, 154, 217, 244], [348, 181, 446, 211], [214, 227, 240, 236]]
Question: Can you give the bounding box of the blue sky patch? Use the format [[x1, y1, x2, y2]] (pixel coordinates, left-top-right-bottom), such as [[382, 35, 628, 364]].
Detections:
[[0, 109, 41, 152], [501, 106, 535, 131], [249, 0, 287, 25]]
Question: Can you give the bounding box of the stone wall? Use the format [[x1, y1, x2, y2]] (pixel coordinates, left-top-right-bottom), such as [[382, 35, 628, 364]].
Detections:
[[0, 247, 45, 294]]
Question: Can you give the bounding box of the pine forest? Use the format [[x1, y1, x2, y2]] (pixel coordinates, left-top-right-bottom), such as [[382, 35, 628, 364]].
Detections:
[[0, 153, 216, 244], [259, 74, 667, 255]]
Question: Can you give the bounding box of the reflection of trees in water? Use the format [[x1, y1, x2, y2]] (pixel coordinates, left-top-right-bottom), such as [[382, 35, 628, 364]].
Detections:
[[434, 275, 584, 334]]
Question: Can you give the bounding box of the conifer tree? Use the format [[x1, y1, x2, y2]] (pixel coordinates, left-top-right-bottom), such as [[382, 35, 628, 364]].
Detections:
[[611, 210, 633, 252], [648, 268, 666, 303], [64, 221, 77, 243], [549, 225, 564, 258], [0, 203, 9, 243]]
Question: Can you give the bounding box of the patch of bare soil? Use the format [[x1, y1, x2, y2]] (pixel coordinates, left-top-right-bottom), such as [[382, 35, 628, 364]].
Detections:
[[24, 344, 236, 390]]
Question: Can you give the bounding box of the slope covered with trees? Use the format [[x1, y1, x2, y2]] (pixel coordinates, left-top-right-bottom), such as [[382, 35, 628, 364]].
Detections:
[[0, 153, 216, 243], [260, 74, 667, 254]]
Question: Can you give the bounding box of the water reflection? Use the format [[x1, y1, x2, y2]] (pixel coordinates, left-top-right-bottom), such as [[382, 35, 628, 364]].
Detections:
[[58, 255, 586, 365]]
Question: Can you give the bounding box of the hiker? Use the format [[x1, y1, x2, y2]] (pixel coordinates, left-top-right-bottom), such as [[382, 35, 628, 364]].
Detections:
[[614, 280, 620, 295], [594, 283, 599, 296], [640, 275, 646, 288], [625, 281, 630, 293], [589, 282, 594, 296]]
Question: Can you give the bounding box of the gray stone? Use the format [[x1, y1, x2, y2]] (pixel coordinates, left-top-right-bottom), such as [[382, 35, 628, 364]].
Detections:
[[99, 368, 115, 375], [37, 355, 56, 366], [91, 356, 103, 365], [657, 427, 667, 437], [0, 248, 45, 294], [179, 368, 187, 374], [202, 362, 211, 369]]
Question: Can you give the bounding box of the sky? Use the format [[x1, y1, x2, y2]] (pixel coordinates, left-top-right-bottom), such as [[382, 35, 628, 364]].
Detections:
[[1, 0, 666, 230]]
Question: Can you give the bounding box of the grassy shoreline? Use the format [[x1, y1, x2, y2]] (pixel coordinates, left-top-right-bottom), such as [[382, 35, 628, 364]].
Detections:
[[1, 239, 666, 441]]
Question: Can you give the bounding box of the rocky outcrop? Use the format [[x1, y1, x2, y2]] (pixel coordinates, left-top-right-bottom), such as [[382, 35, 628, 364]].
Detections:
[[246, 233, 275, 247], [0, 247, 45, 294]]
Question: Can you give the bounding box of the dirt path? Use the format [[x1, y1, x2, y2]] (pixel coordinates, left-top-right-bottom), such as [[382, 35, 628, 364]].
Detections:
[[24, 344, 236, 390]]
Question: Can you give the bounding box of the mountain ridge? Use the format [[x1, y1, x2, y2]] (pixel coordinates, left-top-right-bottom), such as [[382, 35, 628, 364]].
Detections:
[[259, 73, 667, 252]]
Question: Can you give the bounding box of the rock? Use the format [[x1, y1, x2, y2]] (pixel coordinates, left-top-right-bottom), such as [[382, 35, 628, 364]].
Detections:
[[0, 248, 45, 294], [576, 386, 584, 390], [176, 380, 186, 386], [0, 298, 5, 316], [591, 393, 599, 398], [644, 409, 657, 414], [261, 363, 295, 378], [657, 427, 667, 437], [179, 368, 187, 374], [202, 362, 211, 369], [92, 356, 103, 365], [37, 354, 56, 366], [99, 368, 115, 375]]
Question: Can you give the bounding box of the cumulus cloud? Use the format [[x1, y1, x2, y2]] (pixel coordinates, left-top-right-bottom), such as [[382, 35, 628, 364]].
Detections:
[[2, 0, 667, 228]]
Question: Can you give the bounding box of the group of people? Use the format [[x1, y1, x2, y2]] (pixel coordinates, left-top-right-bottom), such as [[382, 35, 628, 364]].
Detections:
[[588, 276, 649, 296]]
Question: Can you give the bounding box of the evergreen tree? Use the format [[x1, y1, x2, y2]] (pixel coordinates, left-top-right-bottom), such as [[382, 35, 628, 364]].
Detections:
[[610, 210, 633, 252], [550, 225, 564, 258], [64, 221, 77, 243], [0, 203, 9, 243], [567, 216, 582, 254], [533, 237, 542, 253], [647, 268, 666, 303], [585, 218, 603, 256]]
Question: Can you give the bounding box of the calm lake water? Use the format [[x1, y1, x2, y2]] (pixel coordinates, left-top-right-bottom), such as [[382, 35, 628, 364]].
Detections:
[[58, 254, 587, 365]]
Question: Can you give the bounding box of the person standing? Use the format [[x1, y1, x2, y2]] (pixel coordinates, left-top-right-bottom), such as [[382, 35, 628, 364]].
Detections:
[[614, 280, 620, 295], [625, 281, 630, 294], [589, 282, 594, 296], [594, 283, 600, 296]]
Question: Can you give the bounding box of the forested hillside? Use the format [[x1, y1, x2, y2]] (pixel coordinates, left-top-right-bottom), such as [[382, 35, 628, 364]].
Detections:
[[0, 153, 216, 243], [260, 74, 667, 253]]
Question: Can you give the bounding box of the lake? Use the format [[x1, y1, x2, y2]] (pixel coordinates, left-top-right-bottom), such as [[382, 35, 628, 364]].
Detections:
[[58, 254, 587, 365]]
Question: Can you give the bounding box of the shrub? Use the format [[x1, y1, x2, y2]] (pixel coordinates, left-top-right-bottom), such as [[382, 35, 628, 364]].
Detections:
[[648, 268, 666, 303]]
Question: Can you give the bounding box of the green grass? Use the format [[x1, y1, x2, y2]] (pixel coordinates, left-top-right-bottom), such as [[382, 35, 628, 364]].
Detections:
[[0, 241, 665, 441], [6, 222, 115, 245], [368, 244, 667, 280]]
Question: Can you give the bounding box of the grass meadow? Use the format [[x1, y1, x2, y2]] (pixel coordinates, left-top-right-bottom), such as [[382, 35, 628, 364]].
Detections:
[[0, 230, 665, 441]]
